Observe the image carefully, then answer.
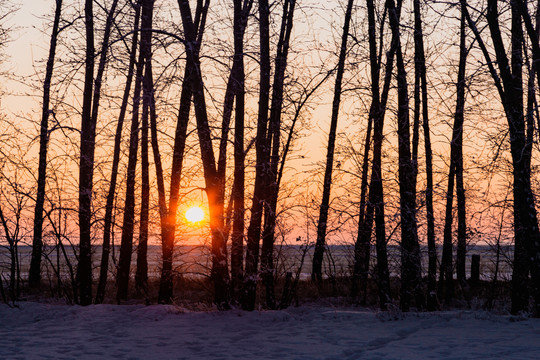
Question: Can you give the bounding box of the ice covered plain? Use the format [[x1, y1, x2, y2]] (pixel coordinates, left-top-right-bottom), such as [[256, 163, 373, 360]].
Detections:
[[1, 302, 540, 359]]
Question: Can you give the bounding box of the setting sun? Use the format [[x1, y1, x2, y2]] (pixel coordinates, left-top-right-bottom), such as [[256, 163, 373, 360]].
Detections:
[[185, 206, 204, 223]]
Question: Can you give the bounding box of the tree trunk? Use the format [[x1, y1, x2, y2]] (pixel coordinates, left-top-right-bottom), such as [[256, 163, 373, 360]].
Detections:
[[260, 0, 296, 309], [242, 0, 272, 311], [387, 0, 424, 311], [76, 0, 95, 306], [136, 50, 153, 296], [178, 0, 230, 308], [117, 0, 152, 303], [95, 1, 140, 304], [468, 0, 540, 315], [351, 0, 380, 301], [229, 0, 253, 303], [29, 0, 63, 289], [312, 0, 354, 284], [157, 0, 209, 304], [414, 0, 437, 310], [455, 8, 467, 286], [156, 62, 191, 304], [439, 5, 468, 305], [367, 1, 400, 310]]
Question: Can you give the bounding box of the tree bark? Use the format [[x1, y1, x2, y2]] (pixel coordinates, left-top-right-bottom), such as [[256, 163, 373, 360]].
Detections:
[[29, 0, 63, 289], [387, 0, 424, 311], [136, 40, 153, 296], [116, 0, 152, 303], [455, 8, 467, 287], [351, 0, 380, 301], [229, 0, 253, 303], [76, 0, 95, 306], [95, 1, 141, 304], [178, 0, 231, 308], [413, 0, 437, 310], [312, 0, 354, 284], [260, 0, 296, 309], [466, 0, 540, 315], [242, 0, 272, 311], [157, 0, 208, 304]]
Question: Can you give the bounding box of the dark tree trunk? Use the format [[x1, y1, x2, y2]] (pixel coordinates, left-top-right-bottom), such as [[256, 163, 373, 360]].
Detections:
[[95, 1, 140, 304], [388, 0, 424, 311], [242, 0, 272, 311], [366, 1, 400, 310], [157, 0, 209, 304], [136, 42, 153, 296], [178, 0, 231, 308], [439, 160, 455, 303], [351, 112, 373, 302], [29, 0, 63, 289], [229, 0, 253, 303], [76, 0, 95, 306], [312, 0, 354, 284], [260, 0, 296, 309], [117, 0, 152, 303], [439, 6, 468, 305], [465, 0, 540, 315], [455, 8, 467, 287], [156, 62, 191, 304], [414, 0, 437, 310], [351, 0, 380, 301]]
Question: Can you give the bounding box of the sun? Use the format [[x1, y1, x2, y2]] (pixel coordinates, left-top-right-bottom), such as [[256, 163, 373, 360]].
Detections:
[[185, 206, 205, 223]]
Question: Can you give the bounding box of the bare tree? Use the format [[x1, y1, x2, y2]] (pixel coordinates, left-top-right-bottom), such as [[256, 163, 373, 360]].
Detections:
[[230, 0, 253, 303], [463, 0, 540, 315], [260, 0, 296, 309], [387, 0, 424, 311], [76, 0, 96, 306], [29, 0, 63, 289], [156, 0, 209, 304], [312, 0, 354, 285], [242, 0, 272, 310], [95, 1, 141, 304], [413, 0, 437, 310], [439, 4, 467, 304], [177, 0, 234, 308], [117, 0, 151, 303]]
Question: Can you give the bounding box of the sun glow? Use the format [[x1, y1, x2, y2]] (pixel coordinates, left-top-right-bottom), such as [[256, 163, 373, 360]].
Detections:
[[185, 206, 205, 223]]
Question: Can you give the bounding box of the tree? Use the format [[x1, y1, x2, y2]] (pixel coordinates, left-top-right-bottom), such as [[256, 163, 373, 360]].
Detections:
[[155, 0, 210, 304], [229, 0, 253, 303], [95, 1, 141, 304], [413, 0, 437, 310], [117, 0, 152, 303], [76, 0, 96, 306], [312, 0, 354, 285], [259, 0, 296, 309], [242, 0, 272, 311], [354, 0, 401, 310], [29, 0, 63, 289], [387, 0, 424, 311], [463, 0, 540, 315], [178, 0, 233, 308], [135, 32, 152, 296], [242, 0, 301, 310], [439, 4, 468, 304]]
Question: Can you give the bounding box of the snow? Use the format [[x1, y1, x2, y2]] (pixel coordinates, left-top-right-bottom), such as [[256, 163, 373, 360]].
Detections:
[[1, 302, 540, 359]]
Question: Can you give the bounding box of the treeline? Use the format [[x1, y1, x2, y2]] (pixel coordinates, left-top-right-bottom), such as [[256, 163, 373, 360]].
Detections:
[[0, 0, 539, 315]]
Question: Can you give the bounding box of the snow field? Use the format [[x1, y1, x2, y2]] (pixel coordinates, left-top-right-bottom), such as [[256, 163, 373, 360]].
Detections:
[[1, 302, 540, 359]]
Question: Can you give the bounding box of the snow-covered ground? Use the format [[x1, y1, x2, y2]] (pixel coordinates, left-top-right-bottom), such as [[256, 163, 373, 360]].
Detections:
[[1, 302, 540, 359]]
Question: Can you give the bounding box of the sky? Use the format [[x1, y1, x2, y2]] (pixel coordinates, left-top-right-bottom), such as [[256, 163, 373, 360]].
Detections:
[[0, 0, 519, 249]]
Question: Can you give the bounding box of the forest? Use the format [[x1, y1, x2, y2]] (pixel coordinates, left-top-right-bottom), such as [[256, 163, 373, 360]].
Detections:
[[0, 0, 539, 317]]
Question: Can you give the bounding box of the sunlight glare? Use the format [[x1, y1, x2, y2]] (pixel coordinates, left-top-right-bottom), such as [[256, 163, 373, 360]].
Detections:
[[185, 206, 204, 223]]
